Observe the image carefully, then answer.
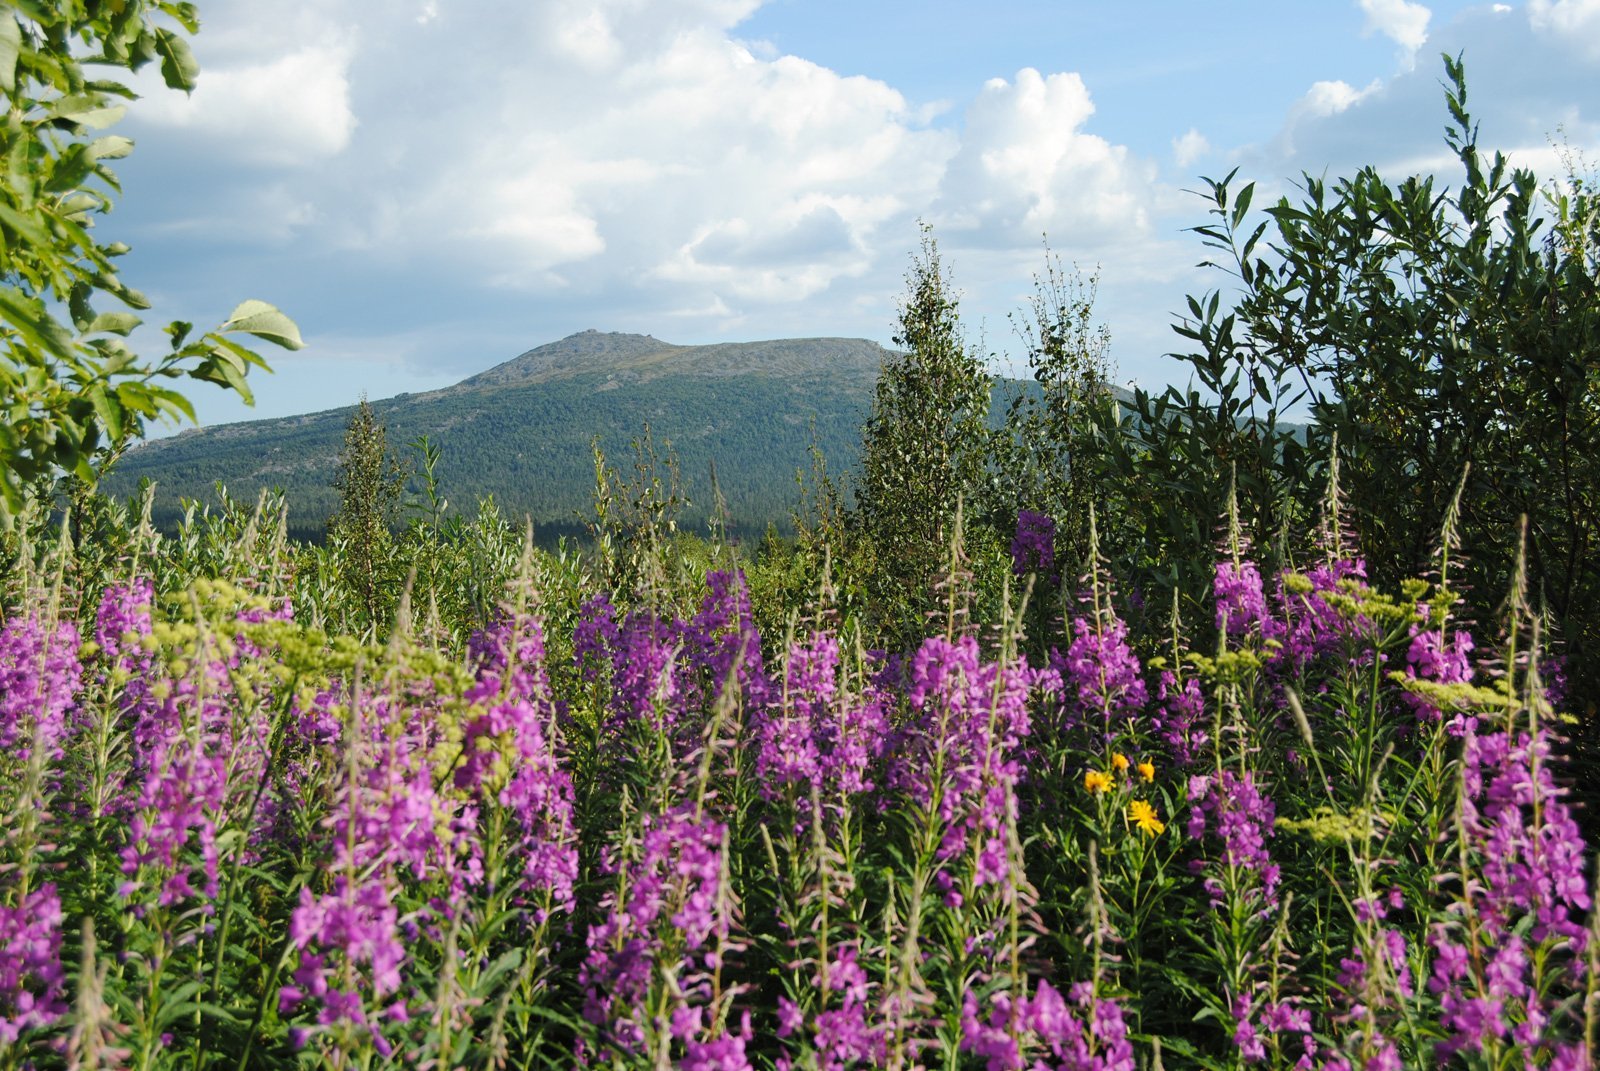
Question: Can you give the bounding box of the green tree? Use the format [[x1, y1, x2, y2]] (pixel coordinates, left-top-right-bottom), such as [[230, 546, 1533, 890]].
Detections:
[[988, 253, 1118, 573], [0, 2, 299, 524], [1116, 55, 1599, 692], [329, 397, 404, 632], [855, 226, 993, 639]]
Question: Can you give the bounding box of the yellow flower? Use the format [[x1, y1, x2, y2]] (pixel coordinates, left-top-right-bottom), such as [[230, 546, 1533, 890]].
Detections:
[[1128, 799, 1166, 837], [1137, 760, 1155, 782], [1084, 770, 1113, 794], [1111, 753, 1130, 773]]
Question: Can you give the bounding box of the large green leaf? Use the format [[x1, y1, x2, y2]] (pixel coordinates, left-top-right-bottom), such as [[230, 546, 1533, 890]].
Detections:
[[154, 27, 200, 91], [85, 311, 142, 336], [220, 299, 304, 350]]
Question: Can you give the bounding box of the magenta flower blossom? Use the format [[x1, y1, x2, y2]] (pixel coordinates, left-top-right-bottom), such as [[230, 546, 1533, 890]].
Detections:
[[279, 682, 459, 1042], [890, 635, 1032, 902], [579, 572, 771, 755], [93, 578, 156, 727], [280, 875, 406, 1052], [580, 805, 739, 1061], [752, 630, 891, 804], [0, 615, 82, 767], [1429, 724, 1591, 1062], [1186, 771, 1280, 911], [1214, 560, 1270, 638], [1230, 993, 1319, 1068], [460, 618, 578, 914], [0, 884, 66, 1044], [1401, 624, 1475, 727], [1152, 670, 1208, 767], [961, 979, 1135, 1071], [119, 731, 228, 906], [1048, 614, 1148, 739], [775, 943, 886, 1071], [1011, 510, 1057, 580], [1271, 559, 1372, 672]]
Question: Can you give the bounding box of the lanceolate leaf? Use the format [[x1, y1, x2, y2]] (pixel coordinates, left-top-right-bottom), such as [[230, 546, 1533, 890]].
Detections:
[[0, 14, 21, 95]]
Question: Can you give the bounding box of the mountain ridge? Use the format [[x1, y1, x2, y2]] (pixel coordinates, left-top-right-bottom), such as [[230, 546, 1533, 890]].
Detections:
[[107, 331, 906, 536]]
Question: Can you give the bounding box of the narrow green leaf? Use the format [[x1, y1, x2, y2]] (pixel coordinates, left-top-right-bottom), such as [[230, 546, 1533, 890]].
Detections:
[[0, 15, 21, 95], [142, 384, 197, 424]]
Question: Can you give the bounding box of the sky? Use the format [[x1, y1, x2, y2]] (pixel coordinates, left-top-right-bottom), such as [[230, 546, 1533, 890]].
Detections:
[[102, 0, 1600, 430]]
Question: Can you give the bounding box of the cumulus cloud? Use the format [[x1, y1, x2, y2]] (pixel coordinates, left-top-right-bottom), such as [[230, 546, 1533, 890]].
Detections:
[[1528, 0, 1600, 57], [934, 68, 1161, 247], [1358, 0, 1431, 55], [113, 0, 1595, 425], [1237, 2, 1599, 222], [120, 0, 1177, 324], [133, 43, 356, 164], [1172, 128, 1211, 168]]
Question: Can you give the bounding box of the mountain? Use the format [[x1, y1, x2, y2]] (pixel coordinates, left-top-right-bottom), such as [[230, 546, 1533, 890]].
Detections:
[[105, 331, 898, 539]]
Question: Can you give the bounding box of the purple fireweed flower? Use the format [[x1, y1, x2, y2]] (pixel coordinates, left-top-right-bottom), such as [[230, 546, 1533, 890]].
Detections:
[[280, 680, 473, 1043], [775, 943, 886, 1071], [1430, 724, 1591, 1063], [753, 630, 891, 805], [580, 805, 737, 1061], [0, 884, 67, 1043], [960, 979, 1135, 1071], [686, 570, 770, 710], [280, 875, 406, 1045], [459, 618, 578, 914], [1230, 995, 1318, 1069], [584, 572, 772, 752], [573, 593, 621, 682], [1270, 559, 1372, 673], [1186, 771, 1280, 911], [0, 615, 82, 768], [119, 728, 228, 906], [1401, 624, 1475, 727], [1214, 560, 1270, 638], [679, 1013, 754, 1071], [1011, 511, 1057, 581], [1047, 614, 1148, 740], [93, 578, 156, 727], [1153, 670, 1208, 767], [889, 635, 1031, 901]]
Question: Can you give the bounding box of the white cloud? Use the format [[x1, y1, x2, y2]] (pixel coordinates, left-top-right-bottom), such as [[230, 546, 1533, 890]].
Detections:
[[133, 43, 356, 165], [1358, 0, 1431, 55], [934, 68, 1160, 246], [1529, 0, 1600, 57], [109, 0, 1201, 398], [1172, 128, 1211, 168]]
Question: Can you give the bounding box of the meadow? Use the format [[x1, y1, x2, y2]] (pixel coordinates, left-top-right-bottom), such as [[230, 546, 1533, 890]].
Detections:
[[0, 453, 1591, 1069], [3, 5, 1598, 1066]]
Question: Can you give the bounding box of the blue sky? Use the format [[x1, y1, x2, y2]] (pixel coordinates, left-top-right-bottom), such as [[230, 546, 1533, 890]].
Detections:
[[104, 0, 1600, 429]]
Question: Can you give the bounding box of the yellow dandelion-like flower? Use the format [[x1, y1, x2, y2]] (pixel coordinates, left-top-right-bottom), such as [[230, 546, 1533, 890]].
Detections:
[[1137, 760, 1155, 782], [1084, 770, 1113, 794], [1128, 799, 1166, 837], [1112, 753, 1130, 773]]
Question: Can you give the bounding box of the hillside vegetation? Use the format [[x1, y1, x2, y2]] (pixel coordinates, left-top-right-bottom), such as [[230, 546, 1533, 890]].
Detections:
[[104, 332, 890, 535]]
